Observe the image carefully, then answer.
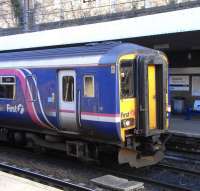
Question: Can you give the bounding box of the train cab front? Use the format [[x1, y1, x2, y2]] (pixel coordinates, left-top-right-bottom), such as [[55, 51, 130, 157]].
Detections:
[[118, 52, 169, 168]]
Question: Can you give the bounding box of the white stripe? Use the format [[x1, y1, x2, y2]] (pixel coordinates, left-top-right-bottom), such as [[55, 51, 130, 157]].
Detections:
[[81, 114, 120, 123], [0, 7, 199, 51], [0, 55, 101, 69], [46, 111, 56, 117], [24, 69, 56, 128]]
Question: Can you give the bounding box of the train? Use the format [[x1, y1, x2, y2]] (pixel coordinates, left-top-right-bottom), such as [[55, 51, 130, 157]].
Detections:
[[0, 42, 169, 168]]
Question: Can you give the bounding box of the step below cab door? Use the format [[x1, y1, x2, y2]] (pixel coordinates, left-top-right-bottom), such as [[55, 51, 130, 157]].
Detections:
[[58, 70, 78, 132]]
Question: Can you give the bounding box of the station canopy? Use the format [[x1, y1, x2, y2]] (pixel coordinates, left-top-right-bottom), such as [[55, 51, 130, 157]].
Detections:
[[0, 7, 200, 51]]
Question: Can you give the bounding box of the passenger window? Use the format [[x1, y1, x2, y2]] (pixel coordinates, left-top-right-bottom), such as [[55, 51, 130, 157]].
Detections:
[[63, 76, 74, 102], [0, 76, 16, 100], [84, 75, 94, 97]]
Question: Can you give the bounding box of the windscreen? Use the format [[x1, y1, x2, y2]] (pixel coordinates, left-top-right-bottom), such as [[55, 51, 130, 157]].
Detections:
[[120, 60, 135, 99]]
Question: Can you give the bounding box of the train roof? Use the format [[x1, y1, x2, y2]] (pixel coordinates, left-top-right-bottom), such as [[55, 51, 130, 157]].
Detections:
[[0, 42, 156, 68]]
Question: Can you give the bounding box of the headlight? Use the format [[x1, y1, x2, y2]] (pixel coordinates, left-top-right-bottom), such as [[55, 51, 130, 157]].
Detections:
[[168, 105, 171, 113], [121, 118, 134, 128], [125, 120, 131, 127]]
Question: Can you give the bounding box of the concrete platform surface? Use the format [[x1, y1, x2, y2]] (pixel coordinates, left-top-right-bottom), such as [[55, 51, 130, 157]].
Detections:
[[169, 115, 200, 138], [91, 175, 144, 191], [0, 170, 62, 191]]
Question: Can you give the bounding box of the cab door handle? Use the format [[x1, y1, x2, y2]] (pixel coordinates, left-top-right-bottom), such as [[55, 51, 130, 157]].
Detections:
[[140, 105, 147, 112]]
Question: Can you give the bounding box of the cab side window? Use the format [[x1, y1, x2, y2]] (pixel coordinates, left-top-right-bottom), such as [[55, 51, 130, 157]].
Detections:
[[84, 75, 94, 97], [0, 76, 16, 100]]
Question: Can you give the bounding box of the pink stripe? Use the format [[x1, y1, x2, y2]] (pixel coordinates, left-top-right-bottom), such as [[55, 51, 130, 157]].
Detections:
[[60, 109, 75, 113], [0, 69, 47, 128], [81, 112, 120, 117]]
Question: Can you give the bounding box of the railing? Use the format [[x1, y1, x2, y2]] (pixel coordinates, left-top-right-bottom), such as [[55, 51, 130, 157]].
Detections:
[[34, 0, 170, 23], [0, 0, 198, 30]]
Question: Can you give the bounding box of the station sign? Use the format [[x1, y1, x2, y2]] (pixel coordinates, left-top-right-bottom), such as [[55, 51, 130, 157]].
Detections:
[[169, 75, 189, 91]]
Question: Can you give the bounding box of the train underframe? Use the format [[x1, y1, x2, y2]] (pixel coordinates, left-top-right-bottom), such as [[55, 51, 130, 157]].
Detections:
[[0, 127, 166, 168]]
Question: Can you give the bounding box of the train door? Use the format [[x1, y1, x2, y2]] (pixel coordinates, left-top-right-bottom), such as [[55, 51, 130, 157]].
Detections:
[[138, 55, 168, 136], [58, 70, 78, 132]]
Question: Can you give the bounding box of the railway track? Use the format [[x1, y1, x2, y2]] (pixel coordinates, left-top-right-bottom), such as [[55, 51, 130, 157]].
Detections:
[[1, 160, 193, 191], [157, 163, 200, 177], [166, 135, 200, 154], [102, 168, 192, 190], [95, 163, 200, 191], [94, 150, 200, 191], [0, 144, 199, 191], [0, 161, 96, 191], [165, 150, 200, 162]]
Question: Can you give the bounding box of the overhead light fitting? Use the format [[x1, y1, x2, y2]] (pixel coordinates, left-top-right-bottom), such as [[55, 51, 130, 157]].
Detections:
[[188, 53, 192, 60], [153, 44, 170, 50]]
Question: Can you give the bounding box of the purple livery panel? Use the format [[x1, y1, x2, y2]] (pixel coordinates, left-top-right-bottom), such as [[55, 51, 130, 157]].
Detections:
[[0, 69, 57, 129], [0, 66, 121, 143]]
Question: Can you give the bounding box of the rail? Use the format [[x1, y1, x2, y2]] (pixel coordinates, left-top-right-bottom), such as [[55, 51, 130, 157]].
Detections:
[[157, 163, 200, 177]]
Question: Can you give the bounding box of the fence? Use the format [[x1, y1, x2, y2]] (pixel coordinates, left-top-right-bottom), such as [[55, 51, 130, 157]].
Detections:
[[0, 0, 198, 32]]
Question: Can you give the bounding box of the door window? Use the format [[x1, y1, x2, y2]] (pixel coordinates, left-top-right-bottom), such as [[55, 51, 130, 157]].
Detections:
[[63, 76, 74, 102]]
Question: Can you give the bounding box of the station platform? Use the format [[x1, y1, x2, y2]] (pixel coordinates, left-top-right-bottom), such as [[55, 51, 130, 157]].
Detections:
[[0, 170, 61, 191], [169, 115, 200, 138]]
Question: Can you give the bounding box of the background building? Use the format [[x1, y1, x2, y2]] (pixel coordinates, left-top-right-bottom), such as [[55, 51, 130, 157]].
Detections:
[[0, 0, 199, 33]]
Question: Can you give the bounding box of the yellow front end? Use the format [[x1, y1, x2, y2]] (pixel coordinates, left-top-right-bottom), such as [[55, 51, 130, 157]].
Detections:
[[120, 98, 136, 142], [119, 54, 137, 142], [118, 53, 168, 168]]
